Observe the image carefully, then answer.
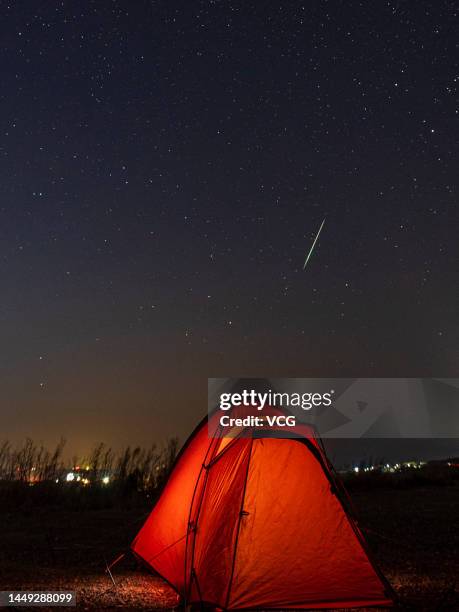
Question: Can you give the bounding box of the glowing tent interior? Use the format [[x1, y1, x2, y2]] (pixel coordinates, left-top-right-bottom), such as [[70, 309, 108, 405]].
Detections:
[[132, 408, 394, 609]]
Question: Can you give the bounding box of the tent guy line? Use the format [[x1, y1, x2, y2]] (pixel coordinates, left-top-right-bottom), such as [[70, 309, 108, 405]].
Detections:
[[303, 217, 326, 270]]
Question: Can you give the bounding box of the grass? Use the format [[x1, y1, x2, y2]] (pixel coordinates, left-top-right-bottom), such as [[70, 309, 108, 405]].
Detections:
[[0, 438, 179, 501]]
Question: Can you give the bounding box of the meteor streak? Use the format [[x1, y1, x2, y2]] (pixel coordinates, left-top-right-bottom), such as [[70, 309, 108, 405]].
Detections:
[[303, 217, 326, 270]]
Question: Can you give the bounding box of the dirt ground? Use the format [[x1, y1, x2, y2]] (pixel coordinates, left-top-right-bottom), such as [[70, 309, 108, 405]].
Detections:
[[0, 485, 457, 611]]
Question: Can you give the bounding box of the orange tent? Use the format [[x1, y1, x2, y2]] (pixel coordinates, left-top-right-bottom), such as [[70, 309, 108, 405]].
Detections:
[[132, 409, 394, 609]]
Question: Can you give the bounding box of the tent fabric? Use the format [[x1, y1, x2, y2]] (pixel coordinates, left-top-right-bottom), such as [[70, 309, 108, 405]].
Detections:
[[132, 411, 393, 609]]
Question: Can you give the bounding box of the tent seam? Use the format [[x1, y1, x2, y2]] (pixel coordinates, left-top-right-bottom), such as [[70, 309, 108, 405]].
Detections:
[[183, 435, 218, 605], [225, 437, 254, 610]]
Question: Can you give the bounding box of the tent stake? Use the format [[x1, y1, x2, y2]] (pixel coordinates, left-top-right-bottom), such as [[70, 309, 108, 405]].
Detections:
[[105, 557, 117, 587]]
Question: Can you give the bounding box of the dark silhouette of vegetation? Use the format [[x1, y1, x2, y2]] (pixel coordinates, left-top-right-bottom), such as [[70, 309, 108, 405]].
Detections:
[[0, 437, 179, 511]]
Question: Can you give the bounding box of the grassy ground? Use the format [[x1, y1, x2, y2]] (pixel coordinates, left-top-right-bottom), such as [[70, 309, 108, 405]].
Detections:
[[0, 484, 457, 610]]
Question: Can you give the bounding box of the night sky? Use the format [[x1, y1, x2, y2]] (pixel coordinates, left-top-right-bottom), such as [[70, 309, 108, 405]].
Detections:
[[1, 2, 457, 456]]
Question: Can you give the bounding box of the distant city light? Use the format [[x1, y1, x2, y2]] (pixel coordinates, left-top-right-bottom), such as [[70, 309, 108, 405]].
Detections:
[[345, 459, 433, 476], [66, 472, 75, 482], [102, 476, 110, 485]]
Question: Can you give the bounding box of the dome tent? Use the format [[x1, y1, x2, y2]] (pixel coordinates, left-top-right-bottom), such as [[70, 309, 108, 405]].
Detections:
[[132, 403, 394, 609]]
